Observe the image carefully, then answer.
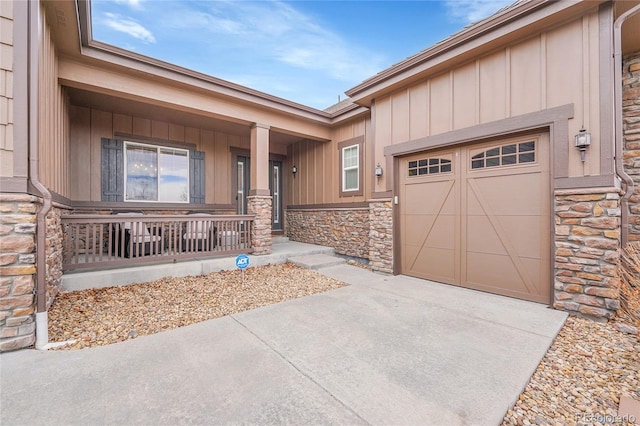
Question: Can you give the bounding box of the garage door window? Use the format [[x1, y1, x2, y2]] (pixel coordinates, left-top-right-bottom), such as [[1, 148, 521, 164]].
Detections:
[[408, 158, 452, 176], [471, 141, 535, 169]]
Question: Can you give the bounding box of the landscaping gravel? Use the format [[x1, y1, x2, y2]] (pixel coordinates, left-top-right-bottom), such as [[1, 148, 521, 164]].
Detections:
[[502, 316, 639, 426], [48, 263, 346, 350]]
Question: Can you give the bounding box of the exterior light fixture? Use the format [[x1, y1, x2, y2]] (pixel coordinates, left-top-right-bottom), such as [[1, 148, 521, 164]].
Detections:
[[574, 127, 591, 162], [375, 163, 383, 177], [292, 165, 298, 175]]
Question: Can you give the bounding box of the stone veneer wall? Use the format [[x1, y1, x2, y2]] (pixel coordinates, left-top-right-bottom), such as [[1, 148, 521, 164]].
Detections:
[[287, 207, 370, 259], [45, 206, 66, 308], [369, 201, 393, 274], [0, 194, 68, 351], [286, 201, 394, 273], [0, 194, 38, 351], [554, 189, 621, 320], [248, 195, 272, 255], [623, 51, 640, 241]]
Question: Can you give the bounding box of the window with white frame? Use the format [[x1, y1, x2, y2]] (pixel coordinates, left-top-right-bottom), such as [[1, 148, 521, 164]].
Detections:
[[342, 144, 359, 192], [124, 142, 189, 202]]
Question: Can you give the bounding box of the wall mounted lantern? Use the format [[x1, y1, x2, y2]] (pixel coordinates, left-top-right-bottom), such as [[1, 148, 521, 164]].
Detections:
[[375, 163, 384, 177], [292, 165, 298, 175], [574, 127, 591, 162]]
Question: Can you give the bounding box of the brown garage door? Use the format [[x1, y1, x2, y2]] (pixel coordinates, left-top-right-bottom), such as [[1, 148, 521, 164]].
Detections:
[[399, 133, 551, 304]]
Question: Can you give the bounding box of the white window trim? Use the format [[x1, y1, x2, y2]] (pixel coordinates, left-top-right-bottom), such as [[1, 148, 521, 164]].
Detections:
[[341, 144, 360, 192], [124, 141, 190, 203]]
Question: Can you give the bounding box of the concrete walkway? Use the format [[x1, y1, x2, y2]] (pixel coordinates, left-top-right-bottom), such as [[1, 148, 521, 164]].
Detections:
[[1, 261, 567, 425]]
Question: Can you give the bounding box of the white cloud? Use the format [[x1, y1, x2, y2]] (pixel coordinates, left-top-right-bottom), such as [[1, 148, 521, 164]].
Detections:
[[103, 12, 155, 43], [113, 0, 143, 10], [444, 0, 515, 24], [161, 1, 384, 83]]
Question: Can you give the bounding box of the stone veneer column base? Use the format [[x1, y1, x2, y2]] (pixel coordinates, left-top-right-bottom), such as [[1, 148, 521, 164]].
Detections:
[[369, 200, 393, 274], [247, 195, 272, 255], [0, 193, 38, 351], [554, 188, 622, 321]]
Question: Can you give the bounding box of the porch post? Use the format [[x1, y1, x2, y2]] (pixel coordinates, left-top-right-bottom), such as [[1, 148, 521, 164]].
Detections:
[[248, 123, 272, 255]]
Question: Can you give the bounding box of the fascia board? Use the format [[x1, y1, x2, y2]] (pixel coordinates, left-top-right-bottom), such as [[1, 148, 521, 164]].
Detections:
[[80, 43, 333, 124]]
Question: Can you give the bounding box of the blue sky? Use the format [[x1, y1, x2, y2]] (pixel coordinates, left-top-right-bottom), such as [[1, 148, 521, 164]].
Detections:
[[91, 0, 514, 110]]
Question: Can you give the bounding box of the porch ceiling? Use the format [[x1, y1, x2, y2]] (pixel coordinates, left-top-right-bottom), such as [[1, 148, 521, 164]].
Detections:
[[66, 87, 307, 147]]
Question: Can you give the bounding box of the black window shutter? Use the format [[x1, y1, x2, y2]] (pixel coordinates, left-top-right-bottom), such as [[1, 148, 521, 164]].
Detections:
[[190, 150, 205, 204], [101, 138, 124, 201]]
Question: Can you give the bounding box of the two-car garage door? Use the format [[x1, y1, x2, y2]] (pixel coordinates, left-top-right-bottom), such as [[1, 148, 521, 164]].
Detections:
[[399, 133, 551, 304]]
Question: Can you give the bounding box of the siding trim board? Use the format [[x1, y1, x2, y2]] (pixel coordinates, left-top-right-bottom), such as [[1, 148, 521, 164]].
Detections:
[[384, 104, 573, 157], [10, 1, 29, 185], [383, 104, 584, 190], [287, 202, 370, 210], [598, 2, 615, 177], [0, 177, 29, 192], [554, 174, 619, 190]]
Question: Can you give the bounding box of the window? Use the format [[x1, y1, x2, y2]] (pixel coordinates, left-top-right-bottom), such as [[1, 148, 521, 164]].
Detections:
[[342, 145, 359, 191], [338, 136, 364, 197], [471, 141, 536, 170], [408, 157, 452, 177], [101, 138, 205, 203], [125, 142, 189, 202]]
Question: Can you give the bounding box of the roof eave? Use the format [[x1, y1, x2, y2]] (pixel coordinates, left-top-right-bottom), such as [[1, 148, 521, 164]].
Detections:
[[75, 0, 333, 123]]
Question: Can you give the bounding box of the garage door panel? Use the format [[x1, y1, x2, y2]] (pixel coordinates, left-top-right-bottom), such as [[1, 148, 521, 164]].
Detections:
[[466, 254, 545, 300], [466, 215, 507, 256], [466, 215, 544, 259], [404, 246, 457, 284], [403, 214, 456, 247], [466, 175, 545, 216], [465, 252, 532, 294], [399, 133, 550, 304], [404, 180, 457, 215], [493, 216, 545, 259]]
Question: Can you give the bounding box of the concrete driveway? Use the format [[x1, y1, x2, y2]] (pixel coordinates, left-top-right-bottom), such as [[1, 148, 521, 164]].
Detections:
[[1, 263, 567, 425]]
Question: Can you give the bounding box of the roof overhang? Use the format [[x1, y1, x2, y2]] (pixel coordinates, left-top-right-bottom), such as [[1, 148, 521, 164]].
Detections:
[[43, 0, 370, 128]]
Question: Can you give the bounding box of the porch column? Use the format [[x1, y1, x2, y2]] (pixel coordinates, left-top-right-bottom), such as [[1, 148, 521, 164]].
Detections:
[[248, 123, 272, 255]]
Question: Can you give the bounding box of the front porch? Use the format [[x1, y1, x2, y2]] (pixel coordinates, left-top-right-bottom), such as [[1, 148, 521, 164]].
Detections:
[[61, 237, 337, 291], [61, 212, 256, 272]]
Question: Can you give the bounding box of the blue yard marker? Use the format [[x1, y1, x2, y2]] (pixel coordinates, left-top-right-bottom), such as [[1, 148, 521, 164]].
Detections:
[[235, 254, 249, 269], [236, 254, 249, 283]]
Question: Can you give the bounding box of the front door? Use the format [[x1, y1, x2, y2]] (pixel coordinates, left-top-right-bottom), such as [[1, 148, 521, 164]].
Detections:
[[236, 156, 250, 215], [270, 161, 283, 230]]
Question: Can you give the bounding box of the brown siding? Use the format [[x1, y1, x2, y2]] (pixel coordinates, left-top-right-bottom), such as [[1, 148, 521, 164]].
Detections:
[[373, 11, 604, 181], [286, 115, 370, 206], [38, 4, 69, 197], [68, 107, 250, 204], [0, 1, 13, 177]]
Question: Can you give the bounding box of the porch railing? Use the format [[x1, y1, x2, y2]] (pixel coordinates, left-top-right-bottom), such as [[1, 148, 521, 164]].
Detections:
[[61, 214, 254, 272]]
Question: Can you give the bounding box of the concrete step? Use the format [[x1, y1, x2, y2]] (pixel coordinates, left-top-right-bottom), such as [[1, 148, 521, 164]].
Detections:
[[288, 254, 346, 270], [272, 235, 290, 244]]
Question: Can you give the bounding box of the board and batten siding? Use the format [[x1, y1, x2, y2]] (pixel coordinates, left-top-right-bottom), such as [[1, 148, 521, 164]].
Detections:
[[38, 2, 70, 198], [372, 11, 605, 185], [0, 1, 14, 178], [68, 106, 256, 205], [286, 115, 370, 206]]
